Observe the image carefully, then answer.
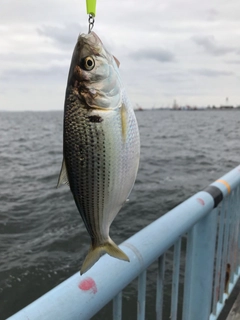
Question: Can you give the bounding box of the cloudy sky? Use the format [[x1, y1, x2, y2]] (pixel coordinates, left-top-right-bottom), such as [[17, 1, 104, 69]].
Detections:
[[1, 0, 240, 110]]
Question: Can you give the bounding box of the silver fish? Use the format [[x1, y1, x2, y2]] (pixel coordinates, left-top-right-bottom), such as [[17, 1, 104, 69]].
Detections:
[[57, 32, 140, 274]]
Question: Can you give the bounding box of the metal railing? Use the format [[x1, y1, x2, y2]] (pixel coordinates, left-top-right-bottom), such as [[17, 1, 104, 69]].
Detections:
[[8, 165, 240, 320]]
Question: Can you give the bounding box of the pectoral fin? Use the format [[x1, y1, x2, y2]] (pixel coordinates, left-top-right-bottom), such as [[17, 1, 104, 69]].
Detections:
[[113, 55, 120, 68], [120, 103, 128, 142], [57, 158, 69, 188]]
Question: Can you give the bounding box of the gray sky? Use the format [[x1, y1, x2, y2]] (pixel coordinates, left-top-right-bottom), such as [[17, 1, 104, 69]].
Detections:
[[1, 0, 240, 110]]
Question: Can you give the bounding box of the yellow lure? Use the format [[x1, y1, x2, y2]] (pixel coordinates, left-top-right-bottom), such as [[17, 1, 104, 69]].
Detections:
[[86, 0, 97, 17]]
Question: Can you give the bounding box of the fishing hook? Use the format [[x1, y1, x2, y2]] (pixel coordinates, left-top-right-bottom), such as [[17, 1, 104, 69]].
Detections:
[[88, 14, 95, 33]]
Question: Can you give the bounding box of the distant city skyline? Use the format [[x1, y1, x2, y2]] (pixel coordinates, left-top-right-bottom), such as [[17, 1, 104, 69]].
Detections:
[[1, 0, 240, 111]]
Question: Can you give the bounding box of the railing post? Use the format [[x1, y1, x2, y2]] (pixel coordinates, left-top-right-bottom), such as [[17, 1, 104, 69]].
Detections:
[[182, 208, 218, 320], [156, 255, 165, 320], [113, 291, 122, 320], [137, 271, 147, 320]]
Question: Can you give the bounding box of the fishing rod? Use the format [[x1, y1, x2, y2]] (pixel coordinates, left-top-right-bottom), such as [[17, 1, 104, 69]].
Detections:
[[86, 0, 97, 33]]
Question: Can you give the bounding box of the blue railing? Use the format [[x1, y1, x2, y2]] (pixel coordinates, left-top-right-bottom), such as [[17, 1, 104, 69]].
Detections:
[[8, 165, 240, 320]]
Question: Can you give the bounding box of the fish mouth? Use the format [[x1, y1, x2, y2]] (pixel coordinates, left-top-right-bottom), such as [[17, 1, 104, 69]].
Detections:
[[76, 32, 103, 57], [81, 32, 103, 44]]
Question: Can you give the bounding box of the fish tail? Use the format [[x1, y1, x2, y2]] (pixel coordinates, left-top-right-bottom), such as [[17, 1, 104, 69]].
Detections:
[[80, 238, 129, 275]]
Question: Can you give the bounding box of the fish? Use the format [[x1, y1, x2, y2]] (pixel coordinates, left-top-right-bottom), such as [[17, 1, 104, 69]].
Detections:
[[57, 32, 140, 274]]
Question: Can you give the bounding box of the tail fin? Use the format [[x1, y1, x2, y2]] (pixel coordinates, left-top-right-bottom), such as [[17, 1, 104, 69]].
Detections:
[[80, 238, 129, 275]]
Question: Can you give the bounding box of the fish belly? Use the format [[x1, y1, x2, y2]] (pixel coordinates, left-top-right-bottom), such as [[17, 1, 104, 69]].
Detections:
[[64, 101, 139, 244]]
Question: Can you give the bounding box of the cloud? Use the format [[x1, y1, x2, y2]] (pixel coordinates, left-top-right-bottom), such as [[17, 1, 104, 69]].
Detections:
[[37, 23, 83, 49], [1, 0, 240, 109], [191, 68, 234, 77], [192, 35, 236, 56], [129, 49, 175, 63], [152, 71, 191, 83], [0, 51, 69, 65], [36, 23, 116, 54], [205, 8, 219, 21], [0, 64, 68, 82], [225, 60, 240, 64]]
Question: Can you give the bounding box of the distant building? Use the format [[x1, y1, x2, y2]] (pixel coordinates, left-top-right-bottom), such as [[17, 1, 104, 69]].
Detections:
[[135, 103, 144, 111], [220, 97, 233, 109], [172, 99, 179, 110], [220, 105, 234, 109]]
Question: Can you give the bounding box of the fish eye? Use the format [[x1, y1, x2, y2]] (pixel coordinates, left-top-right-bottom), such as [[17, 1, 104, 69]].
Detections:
[[82, 56, 95, 71]]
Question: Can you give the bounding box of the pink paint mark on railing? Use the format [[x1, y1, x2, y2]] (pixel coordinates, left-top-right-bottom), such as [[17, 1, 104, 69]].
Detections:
[[79, 277, 97, 294], [197, 198, 205, 206]]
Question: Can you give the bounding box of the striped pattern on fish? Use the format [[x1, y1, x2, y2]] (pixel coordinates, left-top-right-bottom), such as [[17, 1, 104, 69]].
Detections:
[[58, 32, 140, 274]]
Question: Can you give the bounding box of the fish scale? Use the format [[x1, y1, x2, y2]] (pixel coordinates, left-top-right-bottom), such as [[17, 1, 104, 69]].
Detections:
[[58, 32, 140, 274]]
